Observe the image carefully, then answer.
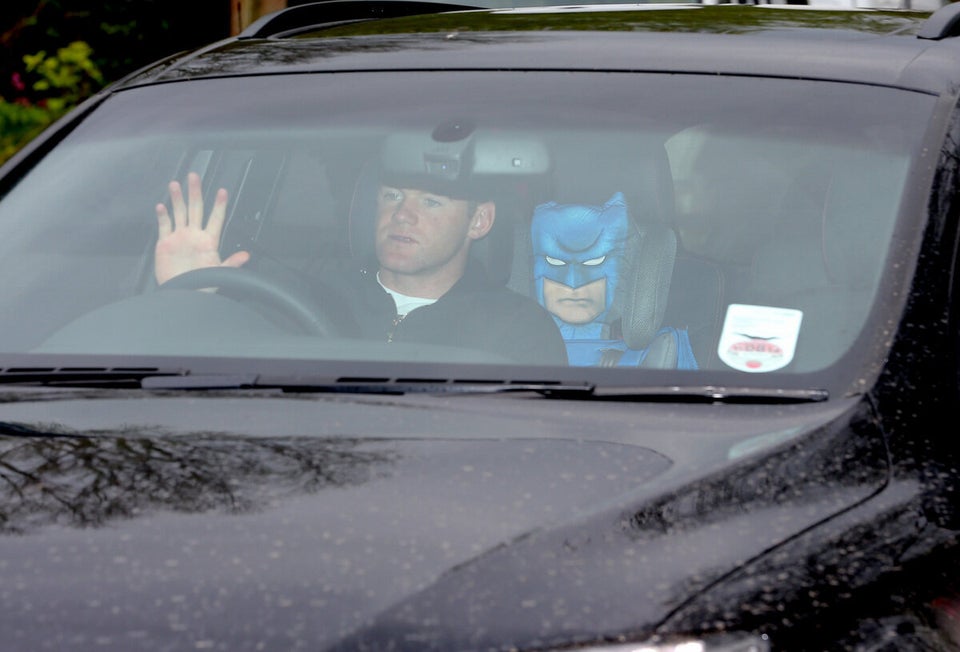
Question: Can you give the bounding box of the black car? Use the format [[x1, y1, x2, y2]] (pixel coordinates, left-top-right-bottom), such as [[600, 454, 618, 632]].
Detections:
[[3, 1, 960, 650]]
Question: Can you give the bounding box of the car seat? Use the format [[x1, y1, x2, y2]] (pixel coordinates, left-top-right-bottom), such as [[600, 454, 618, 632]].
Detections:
[[507, 138, 695, 369]]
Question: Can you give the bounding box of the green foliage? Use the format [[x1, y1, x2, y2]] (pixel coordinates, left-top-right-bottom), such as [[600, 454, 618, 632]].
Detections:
[[0, 100, 51, 165], [23, 40, 104, 102], [1, 0, 230, 167], [0, 40, 105, 166]]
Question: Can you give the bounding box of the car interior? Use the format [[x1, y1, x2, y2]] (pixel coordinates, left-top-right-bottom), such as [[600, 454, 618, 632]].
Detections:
[[0, 107, 911, 374]]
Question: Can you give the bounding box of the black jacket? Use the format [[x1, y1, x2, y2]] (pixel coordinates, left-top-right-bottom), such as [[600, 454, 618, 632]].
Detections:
[[342, 260, 567, 366]]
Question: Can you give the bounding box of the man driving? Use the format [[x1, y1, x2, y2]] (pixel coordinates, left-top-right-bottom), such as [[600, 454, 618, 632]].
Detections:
[[154, 127, 567, 366]]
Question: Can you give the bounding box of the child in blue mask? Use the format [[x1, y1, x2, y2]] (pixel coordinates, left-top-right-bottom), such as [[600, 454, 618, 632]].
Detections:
[[531, 192, 697, 368]]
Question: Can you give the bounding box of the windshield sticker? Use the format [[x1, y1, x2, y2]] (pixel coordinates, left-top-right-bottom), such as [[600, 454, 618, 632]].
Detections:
[[717, 304, 803, 373]]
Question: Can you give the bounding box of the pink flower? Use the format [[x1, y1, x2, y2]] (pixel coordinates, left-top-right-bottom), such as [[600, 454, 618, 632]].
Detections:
[[11, 72, 26, 92]]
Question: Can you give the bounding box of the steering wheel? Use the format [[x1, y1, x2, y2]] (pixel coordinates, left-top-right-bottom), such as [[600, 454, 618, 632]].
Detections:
[[160, 267, 341, 337]]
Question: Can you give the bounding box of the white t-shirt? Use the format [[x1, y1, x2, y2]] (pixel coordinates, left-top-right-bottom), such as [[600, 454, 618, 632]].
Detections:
[[377, 272, 437, 318]]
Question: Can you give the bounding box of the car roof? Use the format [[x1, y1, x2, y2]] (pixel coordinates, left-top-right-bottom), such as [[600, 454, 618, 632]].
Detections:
[[116, 2, 960, 96]]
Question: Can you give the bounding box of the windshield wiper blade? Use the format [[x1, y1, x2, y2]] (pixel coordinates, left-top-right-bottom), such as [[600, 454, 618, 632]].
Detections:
[[144, 374, 597, 394], [256, 377, 597, 395], [0, 366, 586, 393], [246, 377, 826, 403], [145, 376, 828, 402], [586, 385, 829, 403], [0, 367, 828, 403]]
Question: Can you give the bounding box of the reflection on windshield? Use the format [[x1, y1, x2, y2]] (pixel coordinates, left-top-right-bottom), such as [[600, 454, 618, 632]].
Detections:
[[0, 71, 931, 379]]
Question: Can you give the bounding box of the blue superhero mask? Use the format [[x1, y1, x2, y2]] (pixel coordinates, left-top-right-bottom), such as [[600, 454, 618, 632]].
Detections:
[[531, 192, 629, 328]]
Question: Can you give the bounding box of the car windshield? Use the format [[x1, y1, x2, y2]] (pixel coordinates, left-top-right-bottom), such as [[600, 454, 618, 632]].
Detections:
[[0, 71, 934, 387]]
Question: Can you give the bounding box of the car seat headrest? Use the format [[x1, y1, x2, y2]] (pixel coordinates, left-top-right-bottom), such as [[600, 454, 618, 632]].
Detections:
[[617, 220, 677, 348]]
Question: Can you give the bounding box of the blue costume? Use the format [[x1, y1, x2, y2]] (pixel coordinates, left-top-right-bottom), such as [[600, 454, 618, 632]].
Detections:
[[531, 192, 698, 368]]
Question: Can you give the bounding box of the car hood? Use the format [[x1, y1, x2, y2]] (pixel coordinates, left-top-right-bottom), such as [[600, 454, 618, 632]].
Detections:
[[0, 390, 882, 650]]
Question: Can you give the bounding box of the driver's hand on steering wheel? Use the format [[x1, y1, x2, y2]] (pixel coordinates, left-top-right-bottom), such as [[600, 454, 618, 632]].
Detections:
[[155, 171, 250, 286]]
